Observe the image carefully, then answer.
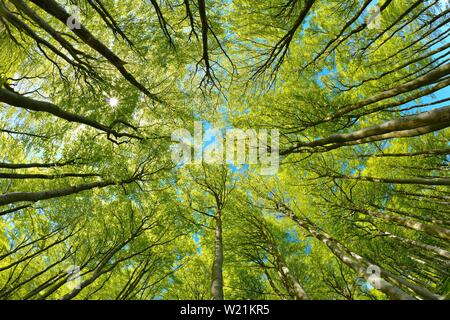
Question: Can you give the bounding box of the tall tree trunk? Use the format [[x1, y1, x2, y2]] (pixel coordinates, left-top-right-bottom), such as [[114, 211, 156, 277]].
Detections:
[[350, 206, 450, 241], [0, 172, 100, 179], [383, 232, 450, 260], [279, 204, 446, 299], [278, 263, 309, 300], [277, 204, 416, 300], [331, 174, 450, 186], [268, 242, 308, 299], [282, 105, 450, 154], [211, 213, 224, 300], [0, 176, 138, 207], [0, 159, 80, 169]]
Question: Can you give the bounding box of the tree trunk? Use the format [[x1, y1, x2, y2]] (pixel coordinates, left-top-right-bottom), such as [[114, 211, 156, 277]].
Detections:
[[333, 174, 450, 186], [279, 264, 309, 300], [384, 232, 450, 260], [0, 172, 99, 179], [278, 205, 415, 300], [0, 180, 113, 206], [283, 105, 450, 154], [351, 206, 450, 241], [211, 213, 224, 300]]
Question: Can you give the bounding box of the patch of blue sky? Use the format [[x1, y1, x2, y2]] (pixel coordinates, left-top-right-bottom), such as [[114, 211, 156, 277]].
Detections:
[[193, 103, 255, 175], [331, 185, 338, 193], [356, 277, 373, 292], [126, 194, 142, 206], [402, 18, 450, 114], [123, 261, 134, 271], [285, 228, 301, 244], [160, 176, 177, 187], [340, 161, 349, 173], [191, 212, 202, 224], [275, 213, 284, 220], [202, 130, 220, 151], [193, 232, 200, 243], [192, 232, 203, 255], [315, 67, 329, 89], [304, 239, 312, 256], [152, 288, 168, 300], [283, 192, 294, 205], [349, 162, 365, 175], [264, 209, 285, 220], [246, 190, 255, 205], [4, 224, 17, 248], [228, 162, 249, 174], [100, 193, 117, 204], [267, 189, 277, 199]]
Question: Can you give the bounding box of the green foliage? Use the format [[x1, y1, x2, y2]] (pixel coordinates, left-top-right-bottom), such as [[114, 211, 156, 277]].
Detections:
[[0, 0, 448, 300]]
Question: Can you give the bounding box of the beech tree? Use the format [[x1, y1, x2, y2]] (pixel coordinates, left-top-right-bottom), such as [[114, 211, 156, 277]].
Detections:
[[0, 0, 449, 300]]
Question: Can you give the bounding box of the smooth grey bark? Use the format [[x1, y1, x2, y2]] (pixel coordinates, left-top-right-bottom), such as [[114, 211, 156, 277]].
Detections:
[[278, 261, 309, 300], [350, 206, 450, 241], [358, 148, 450, 158], [330, 174, 450, 186], [277, 205, 416, 300], [211, 213, 224, 300], [294, 63, 450, 131], [0, 177, 137, 207], [383, 232, 450, 260], [335, 63, 450, 119], [0, 204, 31, 216], [243, 210, 309, 300], [283, 106, 450, 154]]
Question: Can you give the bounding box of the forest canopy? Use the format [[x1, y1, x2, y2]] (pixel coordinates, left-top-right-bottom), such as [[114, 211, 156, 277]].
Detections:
[[0, 0, 449, 300]]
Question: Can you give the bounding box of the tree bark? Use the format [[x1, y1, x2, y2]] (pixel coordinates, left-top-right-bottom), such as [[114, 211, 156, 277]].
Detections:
[[0, 178, 136, 207], [0, 88, 142, 141], [0, 172, 99, 179], [350, 206, 450, 241], [0, 159, 80, 169], [210, 213, 224, 300], [384, 232, 450, 260], [277, 204, 416, 300], [283, 106, 450, 154], [331, 174, 450, 186], [278, 263, 309, 300]]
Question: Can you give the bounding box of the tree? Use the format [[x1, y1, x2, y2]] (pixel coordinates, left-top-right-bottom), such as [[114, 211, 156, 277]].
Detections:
[[0, 0, 448, 300]]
